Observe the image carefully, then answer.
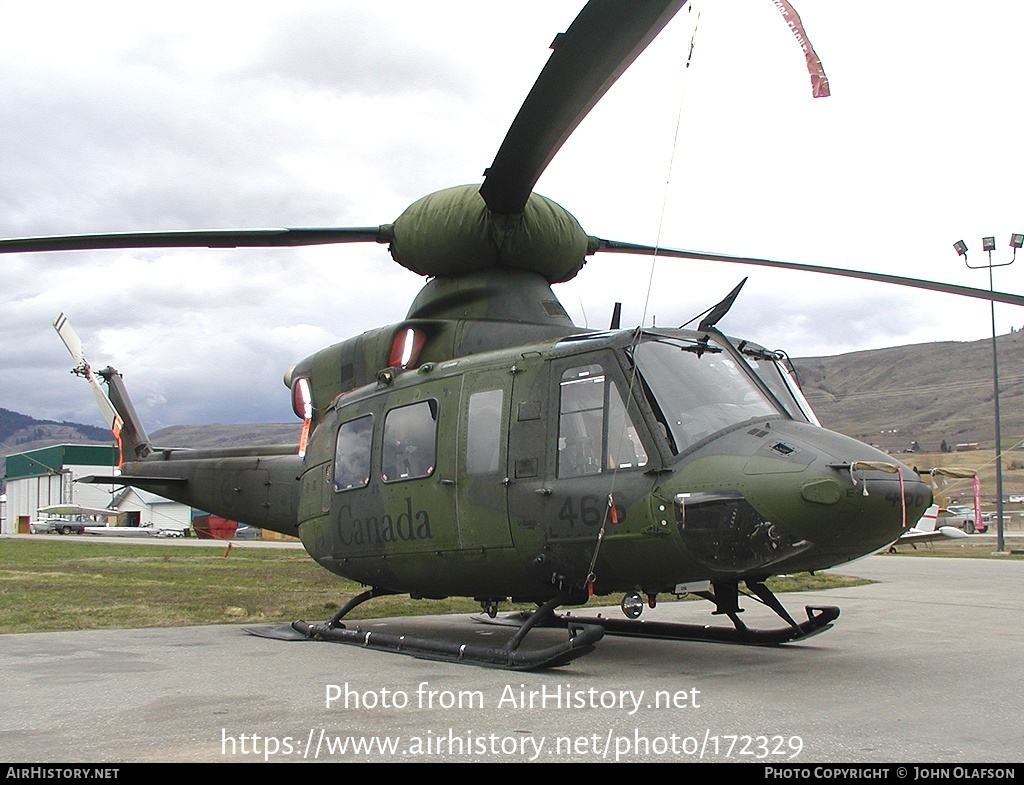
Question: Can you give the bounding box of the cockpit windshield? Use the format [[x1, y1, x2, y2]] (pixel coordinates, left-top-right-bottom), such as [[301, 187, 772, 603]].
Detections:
[[631, 335, 783, 451]]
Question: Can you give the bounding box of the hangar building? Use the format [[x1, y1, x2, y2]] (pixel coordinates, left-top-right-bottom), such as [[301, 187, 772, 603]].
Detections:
[[2, 444, 188, 535]]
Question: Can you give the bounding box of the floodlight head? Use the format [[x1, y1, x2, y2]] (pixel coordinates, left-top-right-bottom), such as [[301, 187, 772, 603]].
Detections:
[[983, 236, 996, 252], [953, 240, 968, 257], [1011, 233, 1024, 250]]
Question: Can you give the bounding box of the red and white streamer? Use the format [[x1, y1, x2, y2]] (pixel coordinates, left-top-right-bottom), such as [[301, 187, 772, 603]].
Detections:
[[771, 0, 830, 98]]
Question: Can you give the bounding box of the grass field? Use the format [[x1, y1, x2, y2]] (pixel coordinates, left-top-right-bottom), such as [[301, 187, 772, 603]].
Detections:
[[0, 536, 873, 634]]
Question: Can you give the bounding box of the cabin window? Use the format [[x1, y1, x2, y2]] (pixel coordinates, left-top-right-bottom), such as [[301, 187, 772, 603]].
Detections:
[[557, 365, 648, 478], [466, 389, 503, 475], [333, 415, 373, 492], [382, 400, 437, 482]]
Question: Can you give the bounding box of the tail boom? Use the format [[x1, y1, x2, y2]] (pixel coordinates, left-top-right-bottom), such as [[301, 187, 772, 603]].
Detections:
[[82, 448, 302, 537]]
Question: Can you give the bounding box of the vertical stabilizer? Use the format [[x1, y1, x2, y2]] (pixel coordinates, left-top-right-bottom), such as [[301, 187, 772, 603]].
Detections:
[[915, 505, 940, 533], [97, 366, 152, 460]]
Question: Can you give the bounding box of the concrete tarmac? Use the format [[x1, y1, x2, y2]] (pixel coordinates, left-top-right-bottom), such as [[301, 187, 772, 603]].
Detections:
[[2, 554, 1022, 763]]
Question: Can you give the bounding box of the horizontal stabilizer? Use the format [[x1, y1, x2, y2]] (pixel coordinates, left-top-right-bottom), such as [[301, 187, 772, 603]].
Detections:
[[78, 474, 188, 486]]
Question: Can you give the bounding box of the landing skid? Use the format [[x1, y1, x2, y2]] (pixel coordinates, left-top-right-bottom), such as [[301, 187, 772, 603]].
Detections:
[[483, 580, 840, 647], [544, 604, 839, 646], [259, 589, 604, 671], [247, 582, 837, 666]]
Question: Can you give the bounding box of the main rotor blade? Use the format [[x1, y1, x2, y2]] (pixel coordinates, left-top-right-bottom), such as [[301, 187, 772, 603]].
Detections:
[[0, 227, 385, 254], [596, 239, 1024, 308], [479, 0, 688, 215]]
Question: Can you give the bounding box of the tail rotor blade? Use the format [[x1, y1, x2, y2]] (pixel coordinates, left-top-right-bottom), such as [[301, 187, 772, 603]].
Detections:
[[53, 312, 86, 370], [53, 313, 122, 433]]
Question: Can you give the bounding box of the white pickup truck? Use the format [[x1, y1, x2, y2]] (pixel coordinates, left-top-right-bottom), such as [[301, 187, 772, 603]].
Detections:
[[28, 518, 86, 534], [942, 505, 989, 534]]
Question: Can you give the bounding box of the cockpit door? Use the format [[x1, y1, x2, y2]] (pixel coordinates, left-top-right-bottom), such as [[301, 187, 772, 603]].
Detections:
[[544, 356, 654, 549]]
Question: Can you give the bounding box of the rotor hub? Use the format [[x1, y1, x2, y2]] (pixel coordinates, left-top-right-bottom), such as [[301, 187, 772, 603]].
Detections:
[[384, 184, 596, 284]]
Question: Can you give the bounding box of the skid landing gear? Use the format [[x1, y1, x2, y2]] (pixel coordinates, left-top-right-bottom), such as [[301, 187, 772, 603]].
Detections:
[[497, 579, 839, 647], [250, 589, 604, 670]]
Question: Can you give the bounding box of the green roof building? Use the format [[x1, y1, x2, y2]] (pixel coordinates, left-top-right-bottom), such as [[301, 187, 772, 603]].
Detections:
[[3, 444, 119, 534]]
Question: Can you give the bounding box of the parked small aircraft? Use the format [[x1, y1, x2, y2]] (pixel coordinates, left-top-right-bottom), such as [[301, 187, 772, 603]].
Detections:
[[888, 505, 969, 552]]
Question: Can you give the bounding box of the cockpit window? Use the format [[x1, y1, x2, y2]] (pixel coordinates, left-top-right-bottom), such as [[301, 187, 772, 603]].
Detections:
[[557, 364, 648, 478], [735, 345, 821, 426], [632, 337, 782, 451]]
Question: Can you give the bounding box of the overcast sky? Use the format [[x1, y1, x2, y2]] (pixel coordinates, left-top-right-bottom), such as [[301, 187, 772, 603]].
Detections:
[[3, 0, 1023, 432]]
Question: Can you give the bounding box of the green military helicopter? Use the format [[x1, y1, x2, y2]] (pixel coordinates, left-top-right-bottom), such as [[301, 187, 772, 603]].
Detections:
[[6, 1, 1024, 669]]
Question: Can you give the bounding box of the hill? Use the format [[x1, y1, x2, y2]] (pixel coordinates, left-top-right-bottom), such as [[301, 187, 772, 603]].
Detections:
[[792, 330, 1024, 454], [0, 407, 111, 461]]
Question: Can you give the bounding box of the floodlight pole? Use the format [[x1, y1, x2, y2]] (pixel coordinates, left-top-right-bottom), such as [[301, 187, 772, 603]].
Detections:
[[953, 235, 1020, 552]]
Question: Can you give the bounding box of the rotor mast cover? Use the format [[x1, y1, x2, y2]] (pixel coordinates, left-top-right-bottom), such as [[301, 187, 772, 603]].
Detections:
[[386, 184, 593, 284]]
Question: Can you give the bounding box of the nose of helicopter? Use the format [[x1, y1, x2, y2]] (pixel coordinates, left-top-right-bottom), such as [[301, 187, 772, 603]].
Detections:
[[777, 461, 932, 566], [666, 421, 933, 574]]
